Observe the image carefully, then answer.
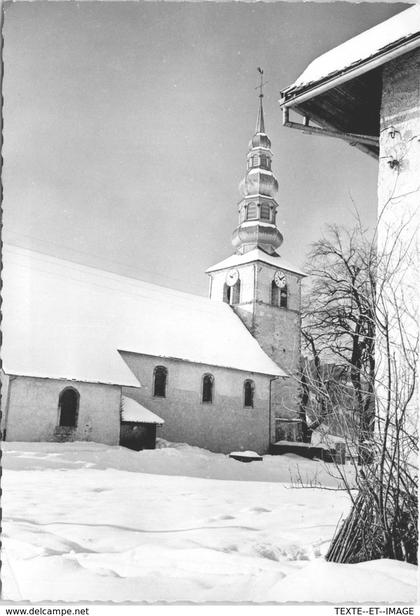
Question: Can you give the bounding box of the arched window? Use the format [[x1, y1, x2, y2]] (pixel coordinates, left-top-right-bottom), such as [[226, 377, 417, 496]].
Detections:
[[261, 203, 271, 220], [58, 387, 79, 428], [153, 366, 167, 397], [244, 380, 255, 408], [202, 373, 214, 404], [280, 285, 288, 308], [247, 202, 258, 220], [271, 280, 280, 307], [230, 279, 241, 305]]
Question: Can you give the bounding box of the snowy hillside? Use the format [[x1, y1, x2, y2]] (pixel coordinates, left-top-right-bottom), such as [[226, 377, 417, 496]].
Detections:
[[1, 441, 416, 603]]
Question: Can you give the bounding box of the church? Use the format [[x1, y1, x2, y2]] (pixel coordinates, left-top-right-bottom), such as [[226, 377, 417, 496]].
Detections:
[[1, 88, 305, 454]]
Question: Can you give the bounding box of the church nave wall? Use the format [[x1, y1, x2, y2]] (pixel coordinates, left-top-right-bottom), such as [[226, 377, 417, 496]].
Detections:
[[121, 352, 272, 454]]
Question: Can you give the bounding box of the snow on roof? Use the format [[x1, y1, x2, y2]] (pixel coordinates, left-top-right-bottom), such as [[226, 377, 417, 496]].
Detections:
[[2, 246, 286, 381], [206, 248, 306, 277], [1, 247, 141, 387], [121, 396, 164, 424], [283, 6, 420, 97]]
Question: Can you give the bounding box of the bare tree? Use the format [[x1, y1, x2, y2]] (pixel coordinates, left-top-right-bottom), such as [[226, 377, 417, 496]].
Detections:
[[300, 222, 418, 564], [300, 224, 376, 458]]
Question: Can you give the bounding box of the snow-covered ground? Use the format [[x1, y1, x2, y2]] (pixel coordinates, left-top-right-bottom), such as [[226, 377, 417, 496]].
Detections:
[[1, 441, 417, 603]]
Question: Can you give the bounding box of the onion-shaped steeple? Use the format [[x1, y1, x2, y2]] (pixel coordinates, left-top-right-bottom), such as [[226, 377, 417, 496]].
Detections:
[[232, 69, 283, 256]]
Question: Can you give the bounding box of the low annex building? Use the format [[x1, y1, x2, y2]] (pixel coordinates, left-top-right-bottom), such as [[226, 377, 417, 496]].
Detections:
[[1, 88, 304, 454]]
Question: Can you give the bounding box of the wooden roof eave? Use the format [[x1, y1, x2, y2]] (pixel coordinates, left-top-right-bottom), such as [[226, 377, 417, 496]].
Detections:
[[282, 103, 379, 160], [279, 33, 420, 159]]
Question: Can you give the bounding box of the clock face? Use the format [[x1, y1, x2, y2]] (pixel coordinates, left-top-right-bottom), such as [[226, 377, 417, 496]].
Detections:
[[226, 269, 239, 287], [274, 271, 287, 288]]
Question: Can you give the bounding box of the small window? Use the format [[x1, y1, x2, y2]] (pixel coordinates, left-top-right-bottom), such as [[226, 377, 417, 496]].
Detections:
[[280, 285, 288, 308], [244, 380, 255, 408], [247, 202, 258, 220], [58, 387, 79, 428], [153, 366, 167, 397], [271, 280, 280, 307], [261, 203, 270, 220], [202, 373, 214, 403]]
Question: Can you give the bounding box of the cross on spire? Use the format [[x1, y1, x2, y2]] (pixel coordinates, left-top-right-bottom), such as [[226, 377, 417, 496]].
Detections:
[[255, 67, 268, 99]]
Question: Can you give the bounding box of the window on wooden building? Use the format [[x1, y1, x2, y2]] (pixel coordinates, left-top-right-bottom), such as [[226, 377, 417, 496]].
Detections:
[[58, 387, 79, 428], [202, 373, 214, 404], [244, 380, 255, 408], [153, 366, 167, 397]]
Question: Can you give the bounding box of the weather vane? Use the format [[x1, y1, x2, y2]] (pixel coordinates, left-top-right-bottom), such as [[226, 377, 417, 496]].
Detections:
[[255, 67, 268, 98]]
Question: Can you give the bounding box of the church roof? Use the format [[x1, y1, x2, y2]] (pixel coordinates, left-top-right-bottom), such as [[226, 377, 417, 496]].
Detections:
[[206, 248, 306, 277], [121, 396, 164, 424], [2, 245, 286, 383]]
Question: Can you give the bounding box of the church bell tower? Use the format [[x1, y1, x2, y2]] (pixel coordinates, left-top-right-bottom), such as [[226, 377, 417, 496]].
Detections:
[[206, 70, 305, 425]]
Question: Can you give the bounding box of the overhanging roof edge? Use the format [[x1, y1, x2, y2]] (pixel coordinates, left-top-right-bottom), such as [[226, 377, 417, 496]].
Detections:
[[280, 33, 420, 109]]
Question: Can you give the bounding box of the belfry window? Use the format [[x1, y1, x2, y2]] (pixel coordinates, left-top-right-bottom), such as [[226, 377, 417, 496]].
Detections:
[[58, 387, 79, 428], [247, 202, 258, 220], [280, 285, 288, 308], [223, 283, 231, 304], [271, 280, 280, 307], [202, 374, 214, 403], [244, 380, 255, 408], [261, 204, 270, 220], [230, 279, 241, 305], [153, 366, 167, 397], [224, 280, 241, 305]]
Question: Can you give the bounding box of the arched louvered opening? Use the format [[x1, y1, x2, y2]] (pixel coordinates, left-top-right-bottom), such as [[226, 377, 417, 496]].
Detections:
[[247, 202, 258, 220], [58, 387, 79, 428], [261, 203, 271, 220]]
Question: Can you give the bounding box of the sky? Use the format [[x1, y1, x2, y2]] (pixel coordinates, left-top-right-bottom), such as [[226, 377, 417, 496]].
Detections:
[[2, 1, 409, 296]]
